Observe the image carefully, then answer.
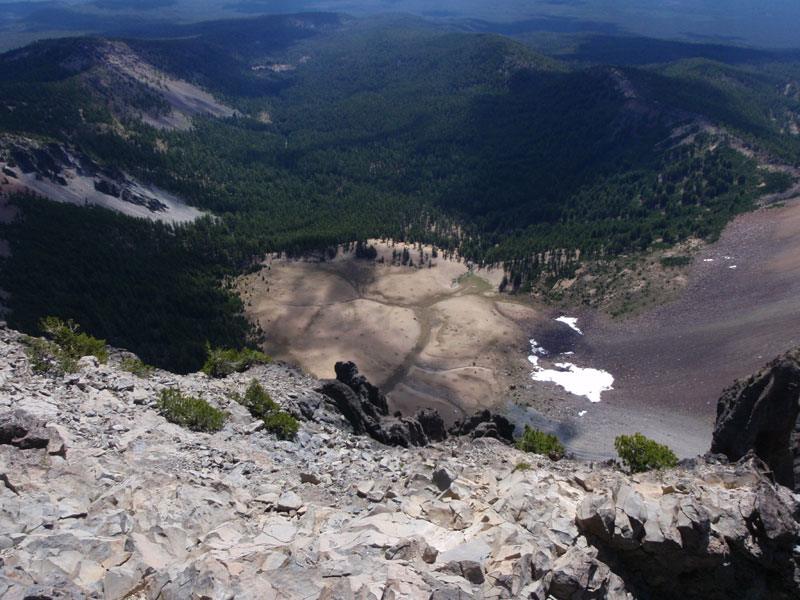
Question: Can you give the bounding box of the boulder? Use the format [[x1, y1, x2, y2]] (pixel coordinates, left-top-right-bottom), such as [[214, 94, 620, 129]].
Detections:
[[574, 470, 800, 599], [0, 410, 54, 450], [711, 348, 800, 490], [449, 410, 515, 444], [334, 361, 388, 418], [414, 408, 447, 442]]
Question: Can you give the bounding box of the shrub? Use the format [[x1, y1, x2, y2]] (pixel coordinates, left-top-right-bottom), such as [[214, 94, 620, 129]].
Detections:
[[614, 433, 678, 473], [236, 379, 298, 440], [157, 388, 227, 432], [201, 343, 270, 378], [40, 316, 108, 363], [263, 411, 299, 440], [22, 336, 73, 374], [241, 379, 279, 418], [516, 425, 565, 460], [514, 461, 532, 472], [23, 316, 107, 374], [121, 357, 155, 378]]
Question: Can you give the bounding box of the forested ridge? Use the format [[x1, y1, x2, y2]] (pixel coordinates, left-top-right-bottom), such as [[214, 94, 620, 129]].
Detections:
[[1, 14, 798, 371]]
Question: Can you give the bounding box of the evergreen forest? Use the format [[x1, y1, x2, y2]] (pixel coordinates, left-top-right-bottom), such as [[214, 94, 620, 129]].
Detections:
[[1, 14, 798, 371]]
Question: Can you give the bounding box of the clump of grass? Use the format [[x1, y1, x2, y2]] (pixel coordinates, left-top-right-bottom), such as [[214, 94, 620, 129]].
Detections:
[[23, 316, 107, 375], [157, 387, 227, 432], [514, 462, 532, 472], [235, 379, 298, 440], [516, 425, 565, 460], [614, 433, 678, 473], [201, 343, 270, 378]]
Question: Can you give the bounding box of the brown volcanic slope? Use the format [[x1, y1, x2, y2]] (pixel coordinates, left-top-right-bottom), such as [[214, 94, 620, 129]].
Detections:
[[580, 195, 800, 423]]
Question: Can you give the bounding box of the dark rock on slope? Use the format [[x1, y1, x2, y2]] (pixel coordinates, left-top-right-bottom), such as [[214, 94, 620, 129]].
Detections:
[[449, 409, 516, 444], [711, 348, 800, 491], [317, 361, 448, 447]]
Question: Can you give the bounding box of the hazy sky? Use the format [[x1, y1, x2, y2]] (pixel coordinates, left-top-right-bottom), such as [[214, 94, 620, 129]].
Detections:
[[1, 0, 799, 48]]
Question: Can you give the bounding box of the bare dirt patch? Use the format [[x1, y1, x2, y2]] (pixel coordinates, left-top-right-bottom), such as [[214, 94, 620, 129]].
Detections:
[[237, 241, 534, 424]]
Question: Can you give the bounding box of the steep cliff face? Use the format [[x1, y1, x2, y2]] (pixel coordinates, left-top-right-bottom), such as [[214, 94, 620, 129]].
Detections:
[[711, 348, 800, 491], [0, 327, 798, 600]]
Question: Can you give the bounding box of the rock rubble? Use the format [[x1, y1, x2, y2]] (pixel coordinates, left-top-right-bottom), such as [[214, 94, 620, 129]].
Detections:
[[0, 327, 798, 599]]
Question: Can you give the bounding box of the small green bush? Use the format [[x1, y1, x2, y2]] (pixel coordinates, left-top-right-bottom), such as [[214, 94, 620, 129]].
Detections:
[[121, 357, 155, 378], [516, 425, 565, 460], [242, 379, 279, 418], [157, 388, 227, 432], [201, 343, 270, 378], [263, 411, 299, 440], [235, 379, 298, 440], [23, 316, 107, 374], [514, 462, 532, 472], [22, 336, 74, 374], [614, 433, 678, 473]]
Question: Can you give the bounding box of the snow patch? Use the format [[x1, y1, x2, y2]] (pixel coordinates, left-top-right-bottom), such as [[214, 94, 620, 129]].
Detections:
[[527, 339, 614, 403], [527, 338, 547, 367], [532, 363, 614, 403], [555, 316, 582, 334]]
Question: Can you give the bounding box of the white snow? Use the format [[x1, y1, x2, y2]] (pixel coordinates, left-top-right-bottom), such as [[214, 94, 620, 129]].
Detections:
[[723, 255, 733, 260], [578, 410, 587, 417], [703, 258, 714, 262], [532, 362, 614, 403], [528, 338, 614, 403], [729, 265, 737, 269], [527, 339, 547, 367], [555, 316, 583, 334]]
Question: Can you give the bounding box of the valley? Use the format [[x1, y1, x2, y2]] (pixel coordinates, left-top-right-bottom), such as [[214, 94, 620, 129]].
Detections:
[[234, 190, 800, 460], [1, 11, 799, 459], [236, 241, 531, 422]]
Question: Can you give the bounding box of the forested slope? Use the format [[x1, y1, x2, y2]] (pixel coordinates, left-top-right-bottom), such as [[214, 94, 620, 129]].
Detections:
[[1, 14, 797, 370]]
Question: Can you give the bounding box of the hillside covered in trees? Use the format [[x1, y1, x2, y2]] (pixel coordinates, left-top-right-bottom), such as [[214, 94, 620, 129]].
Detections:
[[1, 13, 798, 370]]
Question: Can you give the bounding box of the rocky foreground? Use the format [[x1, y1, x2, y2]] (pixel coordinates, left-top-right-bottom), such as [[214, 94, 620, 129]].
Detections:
[[1, 327, 799, 600]]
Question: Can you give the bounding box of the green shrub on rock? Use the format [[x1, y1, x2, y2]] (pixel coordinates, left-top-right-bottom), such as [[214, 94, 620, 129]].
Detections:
[[516, 425, 565, 460], [614, 433, 678, 473], [263, 411, 299, 441], [237, 379, 298, 440], [22, 316, 107, 374], [157, 388, 227, 432], [201, 343, 270, 378], [241, 379, 279, 418]]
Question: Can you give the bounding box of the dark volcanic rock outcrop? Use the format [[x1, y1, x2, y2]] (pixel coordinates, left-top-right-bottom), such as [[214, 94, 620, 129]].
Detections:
[[317, 361, 448, 447], [711, 348, 800, 491], [449, 409, 516, 444]]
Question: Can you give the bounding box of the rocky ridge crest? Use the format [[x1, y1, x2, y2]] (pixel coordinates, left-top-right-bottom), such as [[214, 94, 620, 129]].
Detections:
[[0, 327, 798, 599]]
